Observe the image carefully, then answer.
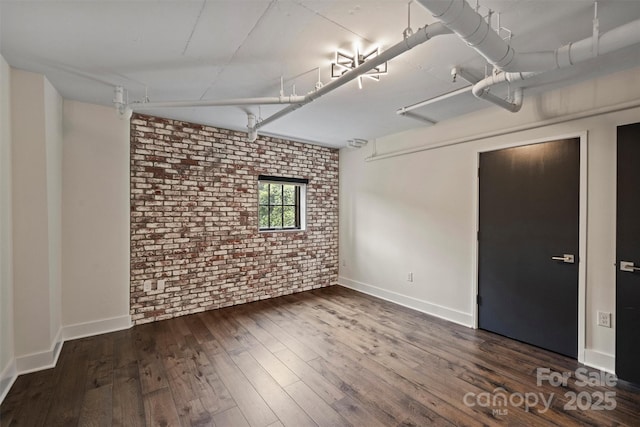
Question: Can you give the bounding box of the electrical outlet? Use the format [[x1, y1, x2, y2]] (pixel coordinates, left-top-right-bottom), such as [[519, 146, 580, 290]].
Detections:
[[597, 311, 611, 328], [342, 259, 346, 267], [407, 272, 413, 282], [143, 280, 152, 292], [158, 279, 166, 291]]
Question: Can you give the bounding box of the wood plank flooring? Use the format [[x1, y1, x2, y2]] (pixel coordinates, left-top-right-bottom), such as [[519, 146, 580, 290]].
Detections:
[[2, 286, 639, 426]]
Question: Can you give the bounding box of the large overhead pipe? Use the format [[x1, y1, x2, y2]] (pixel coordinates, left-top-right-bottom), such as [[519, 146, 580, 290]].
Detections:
[[471, 17, 640, 111], [247, 22, 452, 140], [471, 71, 536, 112], [415, 0, 516, 70], [417, 0, 640, 72], [416, 0, 640, 112]]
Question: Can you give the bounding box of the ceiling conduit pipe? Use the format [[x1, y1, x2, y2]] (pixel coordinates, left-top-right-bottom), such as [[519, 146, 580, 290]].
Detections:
[[417, 0, 640, 72], [247, 22, 452, 141], [509, 17, 640, 72], [416, 0, 640, 112], [397, 85, 472, 116], [413, 0, 532, 111], [471, 17, 640, 111], [396, 66, 481, 121], [471, 71, 537, 112], [396, 109, 437, 124], [130, 95, 307, 110]]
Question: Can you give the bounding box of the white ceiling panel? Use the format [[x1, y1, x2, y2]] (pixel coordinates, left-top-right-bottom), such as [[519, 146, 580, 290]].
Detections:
[[2, 0, 640, 147]]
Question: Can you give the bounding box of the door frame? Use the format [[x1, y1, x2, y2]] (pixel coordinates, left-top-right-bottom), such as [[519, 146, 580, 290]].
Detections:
[[471, 132, 588, 363]]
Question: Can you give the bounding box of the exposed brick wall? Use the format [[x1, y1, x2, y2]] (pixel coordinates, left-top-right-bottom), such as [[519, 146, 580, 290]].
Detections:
[[130, 114, 339, 324]]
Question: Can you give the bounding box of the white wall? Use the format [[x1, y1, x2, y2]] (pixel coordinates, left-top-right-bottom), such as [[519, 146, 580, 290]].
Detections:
[[61, 100, 131, 335], [45, 78, 63, 343], [340, 65, 640, 372], [0, 54, 16, 398], [11, 69, 63, 369], [1, 69, 130, 400]]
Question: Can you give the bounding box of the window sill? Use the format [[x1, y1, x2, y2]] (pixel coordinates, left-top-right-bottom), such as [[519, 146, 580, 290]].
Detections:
[[259, 228, 306, 234]]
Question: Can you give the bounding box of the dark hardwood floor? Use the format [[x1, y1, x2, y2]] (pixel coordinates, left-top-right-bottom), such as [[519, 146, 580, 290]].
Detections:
[[2, 286, 639, 426]]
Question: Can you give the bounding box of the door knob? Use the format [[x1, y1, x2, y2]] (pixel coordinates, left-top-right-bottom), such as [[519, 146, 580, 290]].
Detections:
[[551, 254, 575, 263], [620, 261, 640, 272]]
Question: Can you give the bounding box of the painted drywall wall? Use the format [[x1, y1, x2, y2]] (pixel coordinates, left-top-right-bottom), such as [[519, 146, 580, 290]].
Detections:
[[339, 65, 640, 372], [10, 69, 62, 362], [44, 77, 63, 343], [0, 55, 15, 395], [61, 100, 131, 331]]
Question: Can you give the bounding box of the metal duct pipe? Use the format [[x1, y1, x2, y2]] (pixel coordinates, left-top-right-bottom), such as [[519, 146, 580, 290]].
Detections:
[[415, 0, 515, 69], [418, 0, 640, 72], [470, 17, 640, 111], [508, 18, 640, 72], [131, 95, 307, 110], [416, 0, 640, 112], [249, 22, 452, 136], [566, 18, 640, 64]]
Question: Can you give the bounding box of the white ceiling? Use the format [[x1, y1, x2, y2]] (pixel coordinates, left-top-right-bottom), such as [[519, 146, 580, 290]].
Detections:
[[2, 0, 639, 147]]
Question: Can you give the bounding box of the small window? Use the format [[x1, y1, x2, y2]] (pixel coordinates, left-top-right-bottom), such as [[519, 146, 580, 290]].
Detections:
[[258, 175, 307, 231]]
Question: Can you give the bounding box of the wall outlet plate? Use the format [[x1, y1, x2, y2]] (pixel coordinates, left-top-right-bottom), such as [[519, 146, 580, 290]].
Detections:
[[407, 272, 413, 282], [143, 280, 152, 292], [158, 279, 165, 291], [597, 311, 612, 328]]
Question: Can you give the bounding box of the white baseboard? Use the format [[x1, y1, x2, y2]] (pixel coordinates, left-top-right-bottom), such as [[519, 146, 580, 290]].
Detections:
[[338, 277, 474, 327], [338, 279, 619, 374], [0, 358, 17, 405], [583, 349, 615, 374], [63, 314, 132, 341], [15, 327, 63, 375], [6, 314, 132, 402]]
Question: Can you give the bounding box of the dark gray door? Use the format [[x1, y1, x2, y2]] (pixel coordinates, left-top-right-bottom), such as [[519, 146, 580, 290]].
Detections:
[[478, 138, 580, 358], [616, 123, 640, 385]]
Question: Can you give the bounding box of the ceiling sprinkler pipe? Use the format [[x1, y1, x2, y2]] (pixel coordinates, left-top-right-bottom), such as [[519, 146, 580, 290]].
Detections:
[[398, 85, 472, 114], [471, 72, 536, 112], [132, 95, 307, 110], [417, 0, 640, 74], [397, 66, 478, 117], [249, 22, 452, 134], [397, 109, 437, 125], [417, 0, 640, 113]]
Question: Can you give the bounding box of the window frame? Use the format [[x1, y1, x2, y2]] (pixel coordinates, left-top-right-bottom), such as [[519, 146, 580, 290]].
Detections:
[[258, 175, 308, 232]]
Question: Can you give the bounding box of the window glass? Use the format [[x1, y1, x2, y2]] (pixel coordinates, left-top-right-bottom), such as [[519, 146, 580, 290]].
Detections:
[[258, 178, 306, 231]]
